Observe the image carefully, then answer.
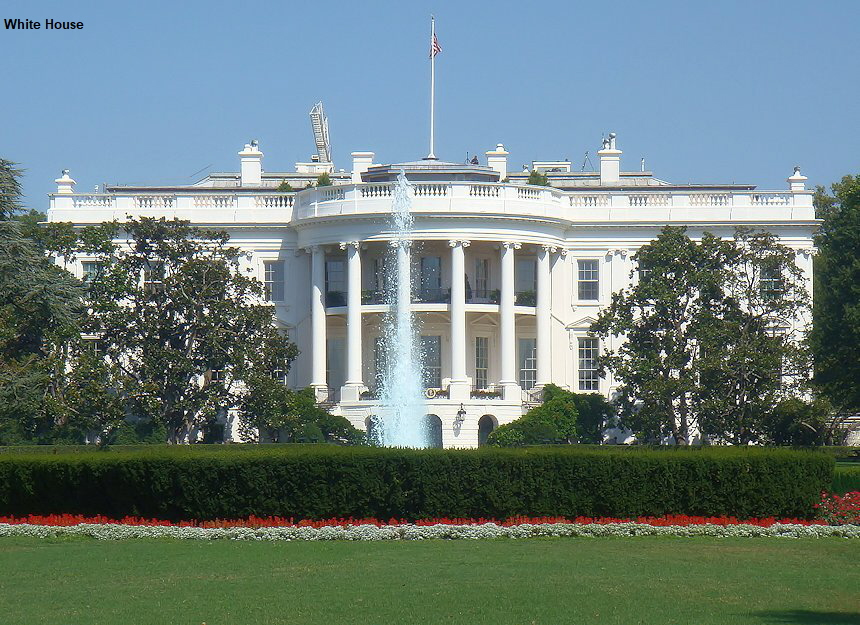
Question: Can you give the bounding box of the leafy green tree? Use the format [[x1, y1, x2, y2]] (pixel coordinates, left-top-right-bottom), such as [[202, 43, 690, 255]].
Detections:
[[810, 174, 860, 413], [239, 381, 364, 444], [592, 226, 809, 444], [81, 217, 298, 443], [527, 170, 549, 186], [760, 397, 834, 446], [570, 392, 616, 443], [487, 384, 578, 446], [276, 180, 294, 192], [315, 172, 332, 187], [0, 160, 84, 443]]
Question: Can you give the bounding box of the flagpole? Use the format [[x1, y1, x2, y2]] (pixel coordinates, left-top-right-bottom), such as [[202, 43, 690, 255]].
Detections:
[[428, 15, 436, 160]]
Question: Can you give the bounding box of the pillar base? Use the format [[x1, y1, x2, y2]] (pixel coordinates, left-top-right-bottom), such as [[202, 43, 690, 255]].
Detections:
[[311, 385, 330, 403], [447, 380, 471, 401], [500, 382, 522, 402], [339, 383, 365, 402]]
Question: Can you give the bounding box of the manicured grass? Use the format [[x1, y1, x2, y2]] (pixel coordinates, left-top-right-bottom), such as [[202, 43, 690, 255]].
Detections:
[[1, 537, 858, 625]]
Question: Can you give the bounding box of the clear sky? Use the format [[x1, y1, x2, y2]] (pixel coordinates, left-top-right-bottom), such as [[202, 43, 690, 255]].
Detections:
[[2, 0, 859, 208]]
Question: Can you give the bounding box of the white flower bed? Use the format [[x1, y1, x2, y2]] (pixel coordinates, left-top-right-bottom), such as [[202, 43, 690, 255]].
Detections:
[[1, 521, 858, 541]]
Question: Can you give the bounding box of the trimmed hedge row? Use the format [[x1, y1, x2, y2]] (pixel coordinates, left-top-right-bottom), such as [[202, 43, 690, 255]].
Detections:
[[0, 446, 833, 521], [833, 466, 860, 495]]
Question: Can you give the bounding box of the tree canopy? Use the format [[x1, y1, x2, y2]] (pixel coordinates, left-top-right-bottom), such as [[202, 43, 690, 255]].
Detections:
[[591, 226, 810, 444]]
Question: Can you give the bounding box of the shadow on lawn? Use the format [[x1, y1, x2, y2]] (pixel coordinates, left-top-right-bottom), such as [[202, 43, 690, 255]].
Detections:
[[753, 611, 860, 625]]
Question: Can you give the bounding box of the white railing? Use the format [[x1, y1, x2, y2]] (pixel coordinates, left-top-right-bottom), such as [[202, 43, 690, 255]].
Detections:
[[193, 195, 235, 208], [414, 183, 448, 197], [72, 195, 113, 208], [135, 195, 175, 209], [360, 184, 392, 198], [629, 193, 671, 207], [319, 187, 346, 201], [570, 194, 609, 207], [517, 187, 541, 200], [690, 193, 731, 206], [469, 184, 500, 198], [255, 194, 294, 208], [751, 193, 791, 206]]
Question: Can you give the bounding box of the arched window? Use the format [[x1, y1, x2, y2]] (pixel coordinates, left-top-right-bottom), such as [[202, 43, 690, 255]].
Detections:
[[366, 415, 383, 445], [478, 414, 497, 446], [425, 414, 443, 448]]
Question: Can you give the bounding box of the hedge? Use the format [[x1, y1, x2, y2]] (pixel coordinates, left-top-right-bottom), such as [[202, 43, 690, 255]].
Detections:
[[0, 446, 833, 522], [833, 466, 860, 494]]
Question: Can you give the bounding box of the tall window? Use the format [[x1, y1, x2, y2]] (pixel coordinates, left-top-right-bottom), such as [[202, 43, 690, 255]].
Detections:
[[325, 258, 346, 306], [373, 336, 388, 390], [81, 261, 102, 285], [515, 258, 536, 294], [373, 257, 389, 300], [420, 256, 442, 301], [518, 338, 537, 390], [264, 260, 285, 301], [578, 337, 599, 391], [421, 335, 442, 388], [578, 259, 599, 300], [760, 266, 783, 301], [475, 258, 489, 298], [475, 336, 489, 390], [326, 337, 345, 390], [143, 262, 165, 295]]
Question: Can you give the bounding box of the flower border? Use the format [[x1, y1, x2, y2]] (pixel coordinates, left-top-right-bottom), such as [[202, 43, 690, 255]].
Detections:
[[1, 520, 858, 541]]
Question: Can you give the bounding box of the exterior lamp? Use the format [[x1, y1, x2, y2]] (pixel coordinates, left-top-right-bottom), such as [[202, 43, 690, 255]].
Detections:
[[455, 403, 466, 424]]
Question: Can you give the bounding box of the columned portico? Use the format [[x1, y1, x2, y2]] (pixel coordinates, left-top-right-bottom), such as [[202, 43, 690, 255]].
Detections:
[[536, 245, 552, 386], [499, 241, 521, 400], [310, 245, 327, 399], [340, 241, 363, 401], [448, 239, 470, 400]]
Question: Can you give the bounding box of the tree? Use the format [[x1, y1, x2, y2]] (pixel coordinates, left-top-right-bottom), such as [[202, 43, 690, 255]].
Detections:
[[239, 380, 364, 444], [315, 172, 332, 187], [810, 174, 860, 413], [0, 161, 84, 443], [276, 180, 293, 192], [592, 226, 809, 444], [570, 392, 616, 444], [487, 384, 578, 446], [81, 217, 298, 442], [527, 170, 549, 187], [760, 397, 833, 446]]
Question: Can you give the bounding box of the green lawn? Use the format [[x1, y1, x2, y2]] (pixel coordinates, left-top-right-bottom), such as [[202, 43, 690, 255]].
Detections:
[[1, 537, 858, 625]]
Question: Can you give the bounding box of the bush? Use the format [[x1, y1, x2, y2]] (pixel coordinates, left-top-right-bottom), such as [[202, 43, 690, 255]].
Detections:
[[833, 466, 860, 495], [0, 446, 832, 522], [488, 385, 578, 446]]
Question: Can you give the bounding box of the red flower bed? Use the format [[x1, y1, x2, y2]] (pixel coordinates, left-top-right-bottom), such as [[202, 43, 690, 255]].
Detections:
[[2, 492, 854, 529]]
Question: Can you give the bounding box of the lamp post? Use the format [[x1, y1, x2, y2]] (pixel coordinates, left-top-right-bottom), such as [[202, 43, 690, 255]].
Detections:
[[455, 403, 466, 425]]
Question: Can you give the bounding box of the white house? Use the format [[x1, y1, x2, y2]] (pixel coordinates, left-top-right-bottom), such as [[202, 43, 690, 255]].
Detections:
[[47, 134, 816, 447]]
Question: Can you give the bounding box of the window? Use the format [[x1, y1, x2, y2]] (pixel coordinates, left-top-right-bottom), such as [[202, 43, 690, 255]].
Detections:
[[518, 338, 537, 390], [326, 337, 346, 390], [209, 367, 224, 383], [578, 337, 599, 391], [325, 258, 346, 306], [515, 258, 536, 294], [372, 257, 389, 301], [475, 258, 489, 299], [419, 256, 443, 301], [475, 336, 489, 390], [81, 261, 102, 285], [578, 260, 599, 300], [271, 361, 289, 384], [760, 266, 783, 301], [264, 260, 285, 302], [82, 337, 104, 358], [143, 262, 165, 295], [374, 336, 388, 390], [421, 335, 442, 388], [424, 414, 443, 448]]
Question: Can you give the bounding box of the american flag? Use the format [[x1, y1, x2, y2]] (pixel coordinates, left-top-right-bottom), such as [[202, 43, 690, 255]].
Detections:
[[430, 33, 441, 58]]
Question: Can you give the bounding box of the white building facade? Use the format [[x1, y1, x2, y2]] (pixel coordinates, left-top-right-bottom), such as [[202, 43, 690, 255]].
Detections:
[[48, 137, 816, 447]]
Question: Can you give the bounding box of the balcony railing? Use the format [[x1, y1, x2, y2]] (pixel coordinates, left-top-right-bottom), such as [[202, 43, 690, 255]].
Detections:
[[50, 182, 813, 225]]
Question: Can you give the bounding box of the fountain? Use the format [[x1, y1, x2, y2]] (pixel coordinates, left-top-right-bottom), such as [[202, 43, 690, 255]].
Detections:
[[375, 171, 428, 447]]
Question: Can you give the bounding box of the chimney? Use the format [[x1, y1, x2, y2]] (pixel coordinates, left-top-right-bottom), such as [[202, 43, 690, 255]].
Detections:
[[485, 143, 509, 181], [55, 169, 76, 194], [787, 166, 807, 192], [351, 151, 374, 183], [238, 140, 263, 186], [598, 132, 622, 185]]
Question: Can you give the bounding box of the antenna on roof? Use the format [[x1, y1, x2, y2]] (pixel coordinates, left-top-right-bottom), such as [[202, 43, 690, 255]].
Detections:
[[581, 151, 595, 172], [309, 101, 332, 165]]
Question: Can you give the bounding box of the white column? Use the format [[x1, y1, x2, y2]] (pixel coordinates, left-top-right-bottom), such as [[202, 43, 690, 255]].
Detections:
[[449, 239, 470, 400], [536, 245, 552, 386], [310, 245, 327, 399], [341, 241, 363, 401], [499, 241, 521, 400]]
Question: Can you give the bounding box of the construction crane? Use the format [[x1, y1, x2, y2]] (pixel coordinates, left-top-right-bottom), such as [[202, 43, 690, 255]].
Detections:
[[309, 101, 332, 165]]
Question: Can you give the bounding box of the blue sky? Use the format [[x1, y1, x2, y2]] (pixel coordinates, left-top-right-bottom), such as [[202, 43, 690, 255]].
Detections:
[[2, 0, 859, 207]]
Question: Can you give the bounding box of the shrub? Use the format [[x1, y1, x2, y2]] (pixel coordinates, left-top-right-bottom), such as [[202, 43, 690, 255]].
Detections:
[[833, 466, 860, 495], [0, 446, 832, 522], [488, 385, 578, 446]]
